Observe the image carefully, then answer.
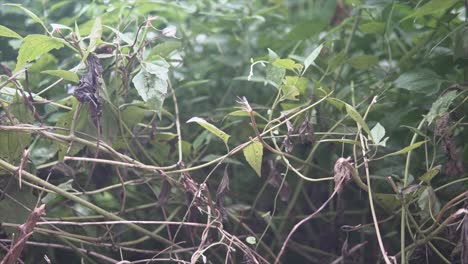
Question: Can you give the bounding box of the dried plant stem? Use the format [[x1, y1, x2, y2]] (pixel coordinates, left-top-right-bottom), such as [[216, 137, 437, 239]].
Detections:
[[0, 158, 181, 250]]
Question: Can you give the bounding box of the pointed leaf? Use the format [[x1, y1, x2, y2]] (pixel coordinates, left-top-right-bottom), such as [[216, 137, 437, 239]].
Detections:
[[303, 44, 323, 74], [371, 122, 388, 146], [187, 117, 230, 145], [4, 4, 47, 30], [0, 25, 22, 39], [87, 17, 102, 53], [41, 70, 79, 83], [15, 34, 65, 72], [381, 141, 427, 158], [243, 141, 263, 177], [403, 0, 459, 20], [345, 103, 371, 136]]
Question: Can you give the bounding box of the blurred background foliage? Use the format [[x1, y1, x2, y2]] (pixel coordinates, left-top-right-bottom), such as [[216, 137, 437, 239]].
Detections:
[[0, 0, 467, 263]]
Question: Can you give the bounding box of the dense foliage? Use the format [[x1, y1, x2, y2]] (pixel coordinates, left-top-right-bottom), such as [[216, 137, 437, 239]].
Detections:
[[0, 0, 467, 263]]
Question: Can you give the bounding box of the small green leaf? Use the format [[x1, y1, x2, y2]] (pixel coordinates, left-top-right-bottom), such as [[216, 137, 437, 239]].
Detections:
[[41, 70, 79, 83], [345, 103, 371, 136], [0, 25, 22, 39], [15, 34, 65, 72], [403, 0, 459, 20], [280, 76, 308, 100], [303, 44, 323, 74], [187, 117, 230, 145], [266, 49, 285, 87], [382, 141, 427, 158], [246, 236, 257, 245], [419, 166, 441, 184], [272, 59, 303, 71], [361, 22, 386, 34], [87, 17, 102, 53], [370, 122, 388, 146], [243, 140, 263, 177], [426, 91, 457, 125], [347, 55, 378, 69]]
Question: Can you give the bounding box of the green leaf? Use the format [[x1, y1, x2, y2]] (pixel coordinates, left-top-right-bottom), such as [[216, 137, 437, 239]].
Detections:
[[41, 70, 79, 83], [426, 90, 457, 125], [272, 59, 303, 71], [243, 141, 263, 177], [328, 51, 348, 70], [361, 22, 386, 34], [0, 25, 22, 39], [419, 165, 441, 184], [149, 41, 182, 58], [4, 4, 47, 30], [347, 55, 378, 69], [187, 117, 230, 145], [121, 104, 147, 128], [381, 141, 427, 158], [265, 49, 285, 87], [287, 18, 328, 40], [403, 0, 459, 20], [345, 103, 371, 136], [87, 17, 102, 53], [280, 76, 308, 100], [394, 69, 441, 94], [104, 25, 133, 45], [374, 193, 400, 212], [417, 186, 440, 221], [303, 44, 323, 74], [370, 122, 388, 146], [15, 34, 65, 72], [132, 60, 169, 113]]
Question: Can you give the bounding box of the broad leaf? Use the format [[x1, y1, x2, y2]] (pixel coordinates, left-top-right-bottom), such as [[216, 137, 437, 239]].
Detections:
[[272, 59, 303, 71], [149, 41, 182, 58], [266, 49, 285, 87], [187, 117, 230, 145], [41, 70, 79, 83], [361, 22, 386, 34], [426, 90, 457, 125], [243, 140, 263, 177], [15, 34, 65, 72], [132, 60, 169, 113], [370, 122, 388, 147], [403, 0, 459, 20], [347, 55, 378, 69], [394, 69, 441, 94], [0, 25, 22, 39], [280, 76, 308, 100], [417, 186, 440, 221]]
